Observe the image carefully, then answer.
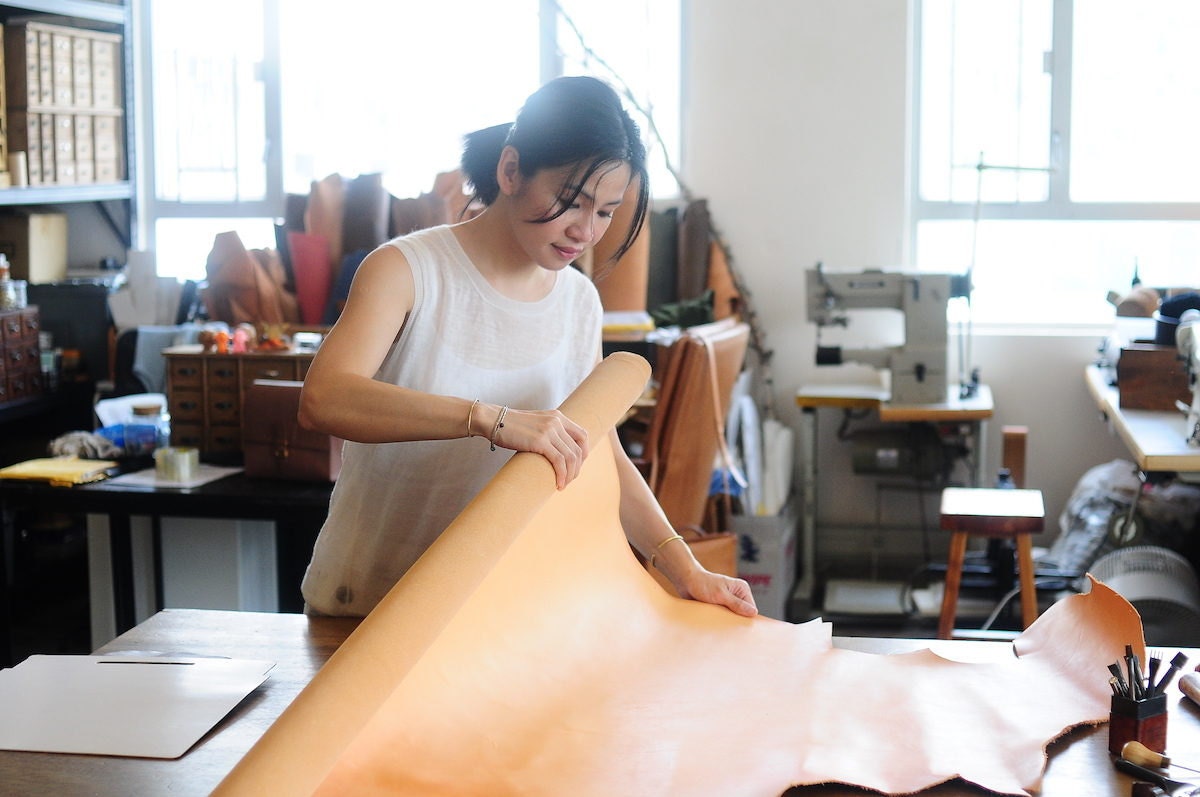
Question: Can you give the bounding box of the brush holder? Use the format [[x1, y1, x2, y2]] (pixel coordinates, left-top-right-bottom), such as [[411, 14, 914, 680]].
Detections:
[[1109, 693, 1168, 757]]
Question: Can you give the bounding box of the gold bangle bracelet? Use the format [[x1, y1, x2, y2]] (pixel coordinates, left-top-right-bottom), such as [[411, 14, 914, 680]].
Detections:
[[650, 534, 685, 570], [466, 399, 480, 438], [489, 405, 509, 452], [656, 533, 685, 550]]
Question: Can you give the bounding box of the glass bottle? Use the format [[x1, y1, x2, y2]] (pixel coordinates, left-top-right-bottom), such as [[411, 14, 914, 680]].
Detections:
[[0, 254, 17, 310]]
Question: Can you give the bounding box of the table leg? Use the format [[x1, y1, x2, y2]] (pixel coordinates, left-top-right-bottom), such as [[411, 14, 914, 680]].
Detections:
[[973, 419, 989, 487], [795, 407, 818, 612], [275, 519, 322, 613], [1016, 534, 1039, 628], [938, 531, 969, 639], [0, 504, 13, 668], [108, 513, 136, 634]]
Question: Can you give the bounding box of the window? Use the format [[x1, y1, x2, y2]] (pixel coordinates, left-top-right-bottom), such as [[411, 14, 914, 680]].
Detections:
[[913, 0, 1200, 327], [144, 0, 278, 278], [143, 0, 680, 280], [555, 0, 681, 195]]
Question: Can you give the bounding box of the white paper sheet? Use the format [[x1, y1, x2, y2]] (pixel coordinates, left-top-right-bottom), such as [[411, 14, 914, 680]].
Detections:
[[105, 464, 243, 489], [0, 655, 275, 758]]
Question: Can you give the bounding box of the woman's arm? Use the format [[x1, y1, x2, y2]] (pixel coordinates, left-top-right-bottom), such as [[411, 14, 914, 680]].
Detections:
[[612, 429, 757, 617], [298, 244, 473, 443], [297, 244, 588, 489]]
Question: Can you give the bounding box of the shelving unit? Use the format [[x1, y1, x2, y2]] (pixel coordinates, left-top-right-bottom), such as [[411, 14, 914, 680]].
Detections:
[[0, 1, 132, 671], [0, 0, 134, 249]]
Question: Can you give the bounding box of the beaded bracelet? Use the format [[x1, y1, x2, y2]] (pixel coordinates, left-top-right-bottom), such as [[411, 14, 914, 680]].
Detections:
[[489, 405, 509, 451]]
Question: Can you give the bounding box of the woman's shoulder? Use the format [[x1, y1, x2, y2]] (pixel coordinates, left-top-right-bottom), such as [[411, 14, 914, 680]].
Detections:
[[383, 224, 453, 254], [560, 264, 602, 303], [386, 225, 471, 271]]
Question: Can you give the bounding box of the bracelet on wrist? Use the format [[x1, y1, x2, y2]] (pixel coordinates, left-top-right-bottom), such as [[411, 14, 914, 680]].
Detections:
[[489, 405, 509, 451], [649, 533, 686, 569], [466, 399, 480, 439]]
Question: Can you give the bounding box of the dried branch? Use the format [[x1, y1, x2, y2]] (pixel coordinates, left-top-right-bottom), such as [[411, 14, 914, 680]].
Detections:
[[550, 1, 777, 415]]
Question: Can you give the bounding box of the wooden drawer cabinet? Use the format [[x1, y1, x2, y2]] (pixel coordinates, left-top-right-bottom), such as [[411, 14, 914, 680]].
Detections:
[[164, 346, 315, 462], [0, 306, 43, 407]]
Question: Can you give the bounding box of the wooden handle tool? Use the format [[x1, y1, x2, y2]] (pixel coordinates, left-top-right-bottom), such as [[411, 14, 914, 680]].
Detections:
[[1123, 740, 1200, 774], [1181, 671, 1200, 707]]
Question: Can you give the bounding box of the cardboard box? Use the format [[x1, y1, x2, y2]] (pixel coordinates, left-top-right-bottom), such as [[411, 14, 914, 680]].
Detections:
[[732, 496, 798, 620], [0, 211, 68, 283], [1117, 341, 1190, 411]]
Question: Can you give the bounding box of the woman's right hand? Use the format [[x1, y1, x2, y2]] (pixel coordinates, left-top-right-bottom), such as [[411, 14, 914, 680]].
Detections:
[[484, 406, 589, 490]]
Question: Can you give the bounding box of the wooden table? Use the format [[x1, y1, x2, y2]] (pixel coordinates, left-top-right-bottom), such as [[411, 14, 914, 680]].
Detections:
[[1084, 364, 1200, 478], [1, 609, 1196, 796], [0, 609, 359, 797]]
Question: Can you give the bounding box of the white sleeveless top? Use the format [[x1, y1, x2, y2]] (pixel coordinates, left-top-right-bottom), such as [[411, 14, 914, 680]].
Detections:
[[301, 225, 602, 616]]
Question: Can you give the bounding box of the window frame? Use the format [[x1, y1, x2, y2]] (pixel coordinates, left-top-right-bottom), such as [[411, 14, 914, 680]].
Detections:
[[138, 0, 284, 245], [136, 0, 679, 268], [909, 0, 1200, 328]]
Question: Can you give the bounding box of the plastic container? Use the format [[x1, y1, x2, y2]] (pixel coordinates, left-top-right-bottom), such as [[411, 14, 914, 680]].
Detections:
[[98, 403, 171, 457]]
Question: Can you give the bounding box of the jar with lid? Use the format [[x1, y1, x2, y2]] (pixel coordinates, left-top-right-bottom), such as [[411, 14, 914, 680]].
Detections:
[[127, 403, 171, 455]]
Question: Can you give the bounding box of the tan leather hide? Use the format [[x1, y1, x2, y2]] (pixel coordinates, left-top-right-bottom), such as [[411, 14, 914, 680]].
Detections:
[[214, 353, 1143, 797]]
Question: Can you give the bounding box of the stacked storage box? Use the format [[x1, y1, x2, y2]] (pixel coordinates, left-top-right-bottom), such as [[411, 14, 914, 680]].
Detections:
[[3, 21, 124, 185]]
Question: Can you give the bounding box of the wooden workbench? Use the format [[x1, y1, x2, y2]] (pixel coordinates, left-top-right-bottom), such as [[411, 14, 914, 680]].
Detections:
[[1085, 364, 1200, 478], [3, 607, 1195, 796]]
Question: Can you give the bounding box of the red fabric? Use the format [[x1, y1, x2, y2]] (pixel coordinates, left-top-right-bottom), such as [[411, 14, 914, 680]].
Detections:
[[287, 231, 332, 325]]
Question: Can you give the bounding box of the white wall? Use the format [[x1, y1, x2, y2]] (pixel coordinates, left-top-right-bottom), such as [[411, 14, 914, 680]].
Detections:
[[682, 1, 1132, 569]]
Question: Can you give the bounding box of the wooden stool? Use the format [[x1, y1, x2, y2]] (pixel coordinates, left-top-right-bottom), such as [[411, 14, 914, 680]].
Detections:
[[937, 487, 1045, 639]]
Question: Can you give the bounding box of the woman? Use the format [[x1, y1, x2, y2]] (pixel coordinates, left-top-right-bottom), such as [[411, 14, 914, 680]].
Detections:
[[298, 76, 756, 619]]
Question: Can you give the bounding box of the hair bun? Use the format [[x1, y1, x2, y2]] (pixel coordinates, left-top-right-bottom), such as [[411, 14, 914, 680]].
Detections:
[[461, 123, 514, 205]]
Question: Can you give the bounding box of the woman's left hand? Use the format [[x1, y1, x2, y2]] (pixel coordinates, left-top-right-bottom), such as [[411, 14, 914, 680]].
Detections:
[[676, 569, 759, 617]]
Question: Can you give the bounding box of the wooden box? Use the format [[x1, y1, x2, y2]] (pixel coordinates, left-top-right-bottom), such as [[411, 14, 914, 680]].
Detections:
[[0, 211, 68, 283], [1116, 342, 1191, 411]]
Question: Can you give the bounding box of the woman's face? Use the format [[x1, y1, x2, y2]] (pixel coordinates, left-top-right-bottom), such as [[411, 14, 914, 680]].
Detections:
[[507, 157, 632, 271]]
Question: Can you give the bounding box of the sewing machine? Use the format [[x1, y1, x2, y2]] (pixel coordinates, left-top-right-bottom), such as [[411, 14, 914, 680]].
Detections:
[[805, 264, 973, 404], [1177, 309, 1200, 446]]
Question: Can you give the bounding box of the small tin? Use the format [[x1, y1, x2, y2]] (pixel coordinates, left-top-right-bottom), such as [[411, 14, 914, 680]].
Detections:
[[1109, 693, 1168, 757]]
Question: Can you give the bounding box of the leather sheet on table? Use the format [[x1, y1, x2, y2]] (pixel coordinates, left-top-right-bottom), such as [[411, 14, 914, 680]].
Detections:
[[214, 352, 1144, 797]]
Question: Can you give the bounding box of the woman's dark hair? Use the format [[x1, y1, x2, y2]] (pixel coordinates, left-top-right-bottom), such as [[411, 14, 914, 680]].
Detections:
[[461, 76, 649, 264]]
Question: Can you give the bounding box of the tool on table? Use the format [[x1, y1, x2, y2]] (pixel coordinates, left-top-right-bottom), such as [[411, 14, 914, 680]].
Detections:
[[1154, 652, 1190, 696], [1123, 741, 1200, 775], [1181, 672, 1200, 708], [1115, 758, 1200, 797], [1147, 653, 1163, 691], [1128, 645, 1146, 699], [1131, 783, 1170, 797]]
